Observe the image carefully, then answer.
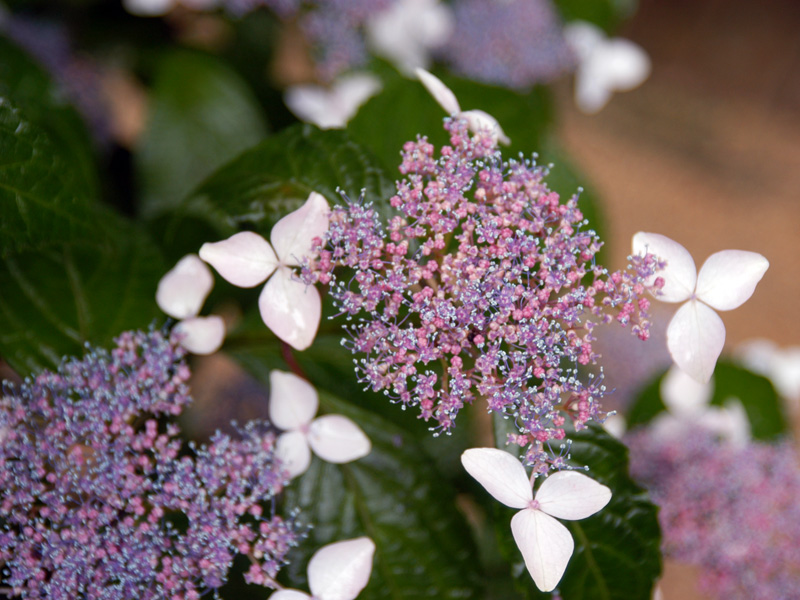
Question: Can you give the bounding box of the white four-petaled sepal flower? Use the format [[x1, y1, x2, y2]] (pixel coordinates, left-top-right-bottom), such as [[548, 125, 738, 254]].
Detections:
[[461, 448, 611, 592], [564, 20, 651, 114], [199, 192, 330, 351], [156, 254, 225, 355], [270, 537, 376, 600], [415, 68, 510, 145], [285, 73, 382, 130], [633, 232, 769, 384], [270, 370, 371, 479]]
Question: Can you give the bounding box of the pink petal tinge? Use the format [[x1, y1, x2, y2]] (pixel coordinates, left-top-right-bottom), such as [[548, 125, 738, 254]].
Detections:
[[460, 448, 533, 510], [276, 430, 313, 479], [270, 192, 331, 267], [199, 231, 278, 288], [173, 316, 225, 355], [156, 254, 214, 320], [269, 370, 319, 431], [307, 415, 372, 464], [632, 232, 696, 303], [308, 537, 376, 600], [694, 250, 769, 311], [511, 508, 574, 593], [415, 68, 461, 115], [258, 267, 322, 351], [667, 299, 726, 383]]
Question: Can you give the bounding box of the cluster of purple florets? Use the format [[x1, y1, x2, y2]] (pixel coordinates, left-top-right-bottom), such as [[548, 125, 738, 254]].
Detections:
[[628, 425, 800, 600], [0, 330, 300, 599], [306, 118, 661, 472]]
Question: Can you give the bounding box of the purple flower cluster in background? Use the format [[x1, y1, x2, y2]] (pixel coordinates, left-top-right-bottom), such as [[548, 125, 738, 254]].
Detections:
[[0, 330, 300, 599], [306, 118, 661, 473], [440, 0, 574, 89], [628, 425, 800, 600]]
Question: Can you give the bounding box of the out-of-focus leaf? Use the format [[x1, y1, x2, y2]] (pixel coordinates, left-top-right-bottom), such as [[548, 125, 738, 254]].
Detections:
[[625, 370, 667, 429], [348, 73, 552, 174], [0, 96, 99, 257], [136, 50, 268, 219], [491, 417, 661, 599], [169, 125, 396, 248], [0, 211, 165, 375], [553, 0, 638, 31]]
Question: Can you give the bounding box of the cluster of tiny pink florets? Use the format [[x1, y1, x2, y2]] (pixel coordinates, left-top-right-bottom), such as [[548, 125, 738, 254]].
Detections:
[[306, 118, 662, 472]]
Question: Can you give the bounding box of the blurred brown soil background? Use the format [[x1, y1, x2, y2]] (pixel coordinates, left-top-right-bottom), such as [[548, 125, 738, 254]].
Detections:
[[555, 1, 800, 597]]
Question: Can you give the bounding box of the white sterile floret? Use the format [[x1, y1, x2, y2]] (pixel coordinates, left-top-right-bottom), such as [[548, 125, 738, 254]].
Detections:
[[285, 73, 382, 129], [366, 0, 454, 74], [199, 192, 330, 351], [737, 339, 800, 404], [270, 537, 376, 600], [415, 68, 510, 145], [269, 370, 371, 478], [564, 20, 651, 114], [156, 254, 225, 355], [633, 232, 769, 384], [461, 448, 611, 592]]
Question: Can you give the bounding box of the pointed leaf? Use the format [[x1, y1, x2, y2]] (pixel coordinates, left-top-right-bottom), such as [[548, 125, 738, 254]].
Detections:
[[461, 447, 533, 509], [510, 509, 574, 593], [276, 430, 313, 479], [199, 231, 278, 288], [694, 250, 769, 311], [632, 232, 696, 303], [415, 68, 461, 115], [156, 254, 214, 319], [270, 192, 330, 267], [174, 315, 225, 355], [535, 471, 611, 521], [269, 370, 319, 430], [258, 267, 322, 351], [308, 537, 376, 600], [667, 299, 726, 384], [308, 415, 372, 464]]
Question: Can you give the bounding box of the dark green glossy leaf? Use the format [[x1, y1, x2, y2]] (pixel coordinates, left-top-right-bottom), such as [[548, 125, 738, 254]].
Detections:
[[627, 361, 789, 440], [0, 35, 97, 209], [0, 96, 100, 257], [491, 417, 661, 599], [0, 212, 165, 375], [169, 124, 396, 247], [136, 50, 268, 219], [348, 73, 552, 174]]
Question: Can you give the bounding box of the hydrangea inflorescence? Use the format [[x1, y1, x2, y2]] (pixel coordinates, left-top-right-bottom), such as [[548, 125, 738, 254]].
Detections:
[[305, 117, 662, 472], [0, 329, 300, 599]]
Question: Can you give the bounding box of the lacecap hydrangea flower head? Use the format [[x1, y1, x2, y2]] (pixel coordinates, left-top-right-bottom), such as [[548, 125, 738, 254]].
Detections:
[[304, 99, 663, 473], [0, 329, 301, 599]]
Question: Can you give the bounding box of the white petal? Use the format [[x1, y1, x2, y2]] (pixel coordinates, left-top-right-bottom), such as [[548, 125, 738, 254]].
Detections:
[[308, 415, 372, 463], [270, 192, 331, 267], [660, 364, 713, 417], [333, 74, 382, 120], [415, 68, 461, 115], [269, 590, 311, 600], [123, 0, 174, 16], [460, 448, 533, 509], [308, 537, 376, 600], [174, 316, 225, 355], [593, 38, 651, 92], [573, 66, 614, 114], [269, 370, 319, 430], [535, 471, 611, 521], [285, 75, 380, 129], [199, 231, 278, 288], [511, 508, 574, 593], [563, 21, 604, 62], [259, 267, 322, 351], [156, 254, 214, 319], [602, 414, 626, 438], [460, 109, 511, 145], [667, 299, 726, 384], [694, 250, 769, 311], [696, 401, 750, 446], [276, 430, 313, 479], [632, 232, 696, 302]]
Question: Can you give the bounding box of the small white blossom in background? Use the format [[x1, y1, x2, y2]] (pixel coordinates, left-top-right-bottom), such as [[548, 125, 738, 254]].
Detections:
[[200, 191, 330, 351], [564, 20, 651, 114], [123, 0, 219, 17], [366, 0, 454, 74], [269, 370, 371, 478], [415, 68, 510, 144], [156, 254, 226, 354], [285, 73, 382, 129], [737, 339, 800, 406], [633, 232, 769, 383], [270, 537, 376, 600], [461, 448, 611, 592]]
